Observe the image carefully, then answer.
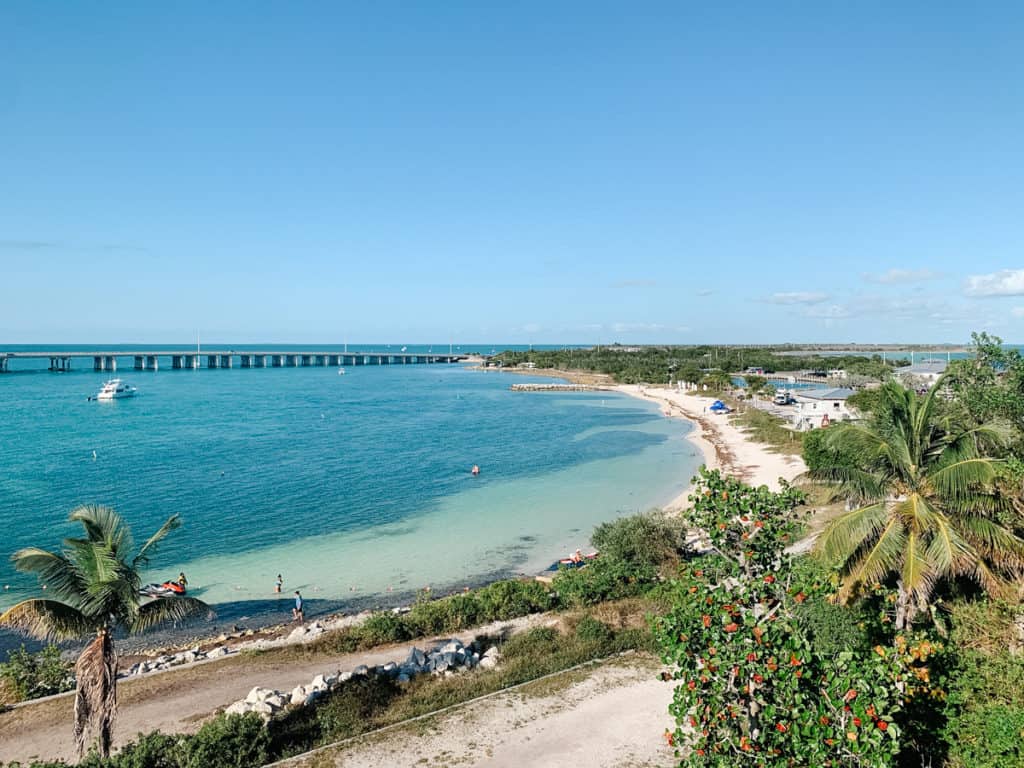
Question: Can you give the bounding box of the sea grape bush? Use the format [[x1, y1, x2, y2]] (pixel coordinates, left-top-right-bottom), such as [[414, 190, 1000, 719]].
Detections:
[[655, 469, 922, 766]]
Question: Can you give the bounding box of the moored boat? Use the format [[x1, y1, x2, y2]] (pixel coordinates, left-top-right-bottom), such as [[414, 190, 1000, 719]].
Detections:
[[95, 379, 137, 400]]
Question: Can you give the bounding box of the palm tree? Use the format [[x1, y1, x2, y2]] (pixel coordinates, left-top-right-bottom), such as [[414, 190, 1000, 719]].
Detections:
[[809, 378, 1024, 630], [0, 506, 211, 758]]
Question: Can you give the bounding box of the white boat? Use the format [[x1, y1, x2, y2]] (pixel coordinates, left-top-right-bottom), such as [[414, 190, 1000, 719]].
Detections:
[[95, 379, 137, 400], [337, 368, 345, 375]]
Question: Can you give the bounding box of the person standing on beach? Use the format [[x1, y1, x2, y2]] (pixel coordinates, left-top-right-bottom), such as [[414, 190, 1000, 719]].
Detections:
[[292, 590, 304, 623], [275, 574, 283, 593]]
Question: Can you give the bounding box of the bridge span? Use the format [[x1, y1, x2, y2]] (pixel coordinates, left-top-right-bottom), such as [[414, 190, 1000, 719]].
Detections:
[[0, 350, 469, 373]]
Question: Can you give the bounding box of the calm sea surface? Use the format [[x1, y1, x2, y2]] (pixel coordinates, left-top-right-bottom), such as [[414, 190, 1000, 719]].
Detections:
[[0, 346, 699, 641]]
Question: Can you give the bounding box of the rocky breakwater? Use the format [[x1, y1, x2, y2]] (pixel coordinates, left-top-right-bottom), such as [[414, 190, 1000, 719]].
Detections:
[[122, 644, 233, 677], [121, 618, 353, 678], [224, 637, 502, 721]]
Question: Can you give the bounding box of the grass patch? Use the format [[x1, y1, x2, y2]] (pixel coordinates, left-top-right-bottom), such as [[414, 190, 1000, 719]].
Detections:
[[729, 407, 803, 455]]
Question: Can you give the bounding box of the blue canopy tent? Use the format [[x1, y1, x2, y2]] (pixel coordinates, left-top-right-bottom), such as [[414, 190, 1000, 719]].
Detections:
[[709, 400, 730, 413]]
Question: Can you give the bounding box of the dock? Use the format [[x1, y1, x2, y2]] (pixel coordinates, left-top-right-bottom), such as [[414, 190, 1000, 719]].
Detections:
[[0, 350, 468, 374], [510, 383, 610, 392]]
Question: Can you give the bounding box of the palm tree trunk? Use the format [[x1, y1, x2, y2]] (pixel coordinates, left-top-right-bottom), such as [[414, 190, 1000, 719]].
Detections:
[[74, 628, 118, 758], [894, 580, 914, 632]]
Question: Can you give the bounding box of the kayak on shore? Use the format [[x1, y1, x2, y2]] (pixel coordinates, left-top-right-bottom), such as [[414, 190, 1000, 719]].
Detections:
[[546, 552, 599, 571]]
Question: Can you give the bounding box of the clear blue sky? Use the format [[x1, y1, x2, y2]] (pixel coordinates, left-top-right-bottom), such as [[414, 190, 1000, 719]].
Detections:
[[2, 2, 1022, 344]]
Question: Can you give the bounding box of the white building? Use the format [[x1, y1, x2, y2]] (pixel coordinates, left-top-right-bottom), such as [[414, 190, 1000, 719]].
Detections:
[[792, 388, 857, 431], [895, 360, 947, 390]]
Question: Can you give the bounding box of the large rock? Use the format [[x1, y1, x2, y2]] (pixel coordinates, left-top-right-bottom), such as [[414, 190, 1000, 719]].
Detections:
[[310, 674, 328, 691], [406, 647, 426, 667], [439, 640, 463, 655], [382, 662, 398, 677], [352, 665, 369, 677], [245, 686, 275, 704], [479, 655, 499, 670], [264, 694, 286, 710], [290, 686, 308, 706], [224, 701, 249, 716]]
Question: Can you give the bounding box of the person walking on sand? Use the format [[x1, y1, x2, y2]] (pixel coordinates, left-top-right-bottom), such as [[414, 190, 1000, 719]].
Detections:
[[275, 574, 283, 593], [292, 590, 304, 623]]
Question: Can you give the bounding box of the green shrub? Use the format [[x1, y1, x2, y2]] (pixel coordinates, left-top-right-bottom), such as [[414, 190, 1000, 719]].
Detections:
[[180, 714, 269, 768], [553, 557, 651, 607], [0, 645, 74, 703], [801, 425, 861, 473], [315, 675, 400, 741], [573, 616, 614, 645], [591, 512, 689, 571], [404, 593, 482, 635], [475, 579, 554, 619], [353, 611, 412, 646], [84, 732, 182, 768], [943, 650, 1024, 768]]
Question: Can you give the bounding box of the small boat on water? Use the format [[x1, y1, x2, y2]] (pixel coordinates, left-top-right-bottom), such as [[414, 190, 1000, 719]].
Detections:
[[139, 581, 186, 598], [95, 379, 136, 400], [338, 368, 346, 375]]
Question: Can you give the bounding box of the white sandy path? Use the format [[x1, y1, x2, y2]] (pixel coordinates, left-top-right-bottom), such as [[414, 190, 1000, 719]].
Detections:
[[615, 385, 805, 503], [288, 655, 675, 768]]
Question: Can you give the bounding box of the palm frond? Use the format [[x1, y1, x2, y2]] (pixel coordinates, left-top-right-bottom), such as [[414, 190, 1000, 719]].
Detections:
[[955, 516, 1024, 572], [10, 548, 88, 605], [68, 505, 133, 556], [129, 597, 214, 634], [928, 458, 1000, 501], [902, 531, 934, 605], [966, 559, 1009, 598], [839, 516, 908, 600], [815, 502, 888, 565], [923, 509, 974, 576], [802, 467, 888, 504], [132, 514, 181, 569], [0, 599, 94, 641]]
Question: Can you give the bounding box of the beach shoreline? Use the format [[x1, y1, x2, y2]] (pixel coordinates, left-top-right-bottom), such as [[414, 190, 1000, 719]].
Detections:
[[614, 384, 806, 496]]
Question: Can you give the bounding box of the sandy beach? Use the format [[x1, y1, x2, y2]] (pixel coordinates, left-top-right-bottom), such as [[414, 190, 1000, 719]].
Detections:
[[614, 384, 806, 508]]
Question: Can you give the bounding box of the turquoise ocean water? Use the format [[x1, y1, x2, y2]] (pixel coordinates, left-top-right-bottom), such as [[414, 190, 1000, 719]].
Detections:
[[0, 346, 699, 643]]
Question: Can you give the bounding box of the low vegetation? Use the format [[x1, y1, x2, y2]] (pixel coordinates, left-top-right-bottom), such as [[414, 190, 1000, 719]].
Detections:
[[0, 645, 74, 704], [492, 345, 906, 385], [728, 406, 803, 455]]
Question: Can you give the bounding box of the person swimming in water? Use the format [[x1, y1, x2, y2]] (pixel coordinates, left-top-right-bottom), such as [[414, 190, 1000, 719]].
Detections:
[[471, 465, 480, 476]]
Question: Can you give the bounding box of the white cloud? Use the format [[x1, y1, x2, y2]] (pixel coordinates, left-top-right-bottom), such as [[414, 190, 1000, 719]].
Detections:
[[964, 269, 1024, 297], [803, 304, 853, 319], [863, 268, 941, 284], [1011, 307, 1024, 318], [766, 291, 829, 305]]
